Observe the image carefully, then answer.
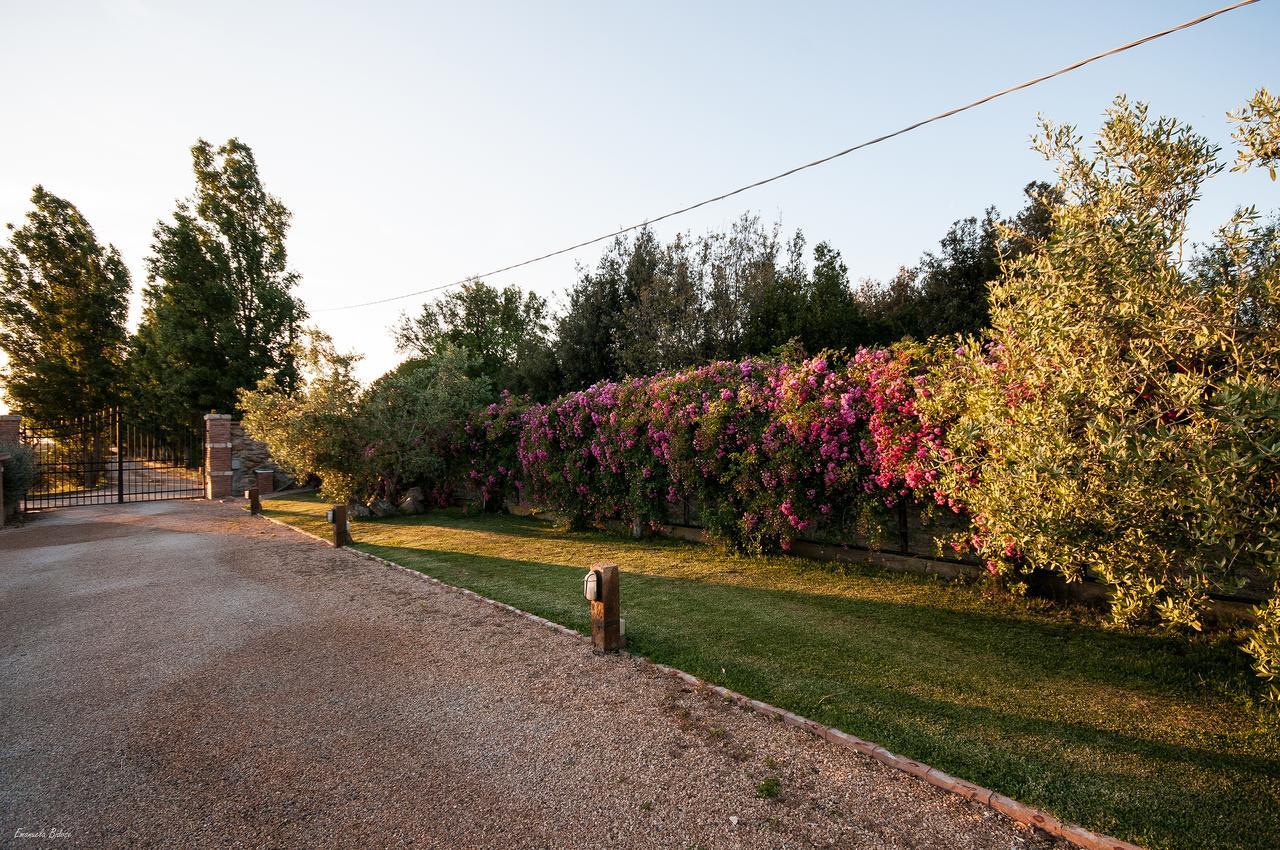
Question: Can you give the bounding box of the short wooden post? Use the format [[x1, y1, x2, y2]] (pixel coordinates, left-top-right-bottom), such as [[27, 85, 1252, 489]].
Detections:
[[247, 486, 261, 515], [590, 562, 622, 653], [332, 504, 349, 547]]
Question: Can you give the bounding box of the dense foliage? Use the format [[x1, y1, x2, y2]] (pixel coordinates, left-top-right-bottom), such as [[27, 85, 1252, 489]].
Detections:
[[0, 187, 131, 421], [870, 182, 1059, 341], [515, 349, 942, 551], [923, 95, 1280, 700], [526, 194, 1053, 398], [0, 441, 35, 515], [240, 333, 491, 505], [133, 138, 307, 420], [359, 348, 492, 505], [239, 332, 366, 503], [395, 279, 557, 400]]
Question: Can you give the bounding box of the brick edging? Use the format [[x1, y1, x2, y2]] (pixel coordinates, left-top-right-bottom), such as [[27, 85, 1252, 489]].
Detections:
[[249, 506, 1143, 850]]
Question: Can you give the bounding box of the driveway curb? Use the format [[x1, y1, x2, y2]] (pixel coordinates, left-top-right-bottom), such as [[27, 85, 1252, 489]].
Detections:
[[253, 508, 1143, 850]]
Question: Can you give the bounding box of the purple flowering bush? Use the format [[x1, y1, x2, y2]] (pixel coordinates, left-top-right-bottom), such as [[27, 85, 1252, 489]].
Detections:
[[513, 347, 947, 552], [517, 379, 671, 529], [462, 391, 529, 511]]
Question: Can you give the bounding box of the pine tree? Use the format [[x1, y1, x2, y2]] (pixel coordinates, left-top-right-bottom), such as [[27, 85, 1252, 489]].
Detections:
[[799, 241, 866, 353], [556, 239, 626, 390]]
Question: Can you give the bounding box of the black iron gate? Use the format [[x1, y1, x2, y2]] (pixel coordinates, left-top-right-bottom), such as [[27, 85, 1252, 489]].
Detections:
[[20, 410, 205, 509]]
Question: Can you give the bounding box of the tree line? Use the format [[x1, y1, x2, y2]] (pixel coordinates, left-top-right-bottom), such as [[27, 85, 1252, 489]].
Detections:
[[2, 134, 1055, 421], [0, 139, 306, 425], [395, 183, 1058, 400]]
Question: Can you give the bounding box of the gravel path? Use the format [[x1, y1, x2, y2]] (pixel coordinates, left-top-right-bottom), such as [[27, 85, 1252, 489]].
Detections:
[[0, 500, 1064, 849]]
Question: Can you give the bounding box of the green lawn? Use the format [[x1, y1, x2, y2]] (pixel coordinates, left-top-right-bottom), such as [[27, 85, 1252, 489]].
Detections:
[[262, 493, 1279, 850]]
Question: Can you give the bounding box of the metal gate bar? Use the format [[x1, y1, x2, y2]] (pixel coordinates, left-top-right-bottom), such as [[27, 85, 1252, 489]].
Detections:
[[20, 409, 205, 510]]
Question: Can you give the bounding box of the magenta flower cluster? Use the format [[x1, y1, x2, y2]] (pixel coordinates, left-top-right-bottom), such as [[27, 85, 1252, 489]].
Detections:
[[461, 349, 955, 552], [462, 390, 529, 510]]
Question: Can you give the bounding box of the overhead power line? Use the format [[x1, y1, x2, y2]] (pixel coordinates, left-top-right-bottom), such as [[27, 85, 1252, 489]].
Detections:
[[318, 0, 1260, 313]]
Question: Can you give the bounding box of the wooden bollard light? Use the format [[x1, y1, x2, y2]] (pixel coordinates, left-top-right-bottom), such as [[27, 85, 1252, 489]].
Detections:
[[245, 486, 261, 515], [583, 562, 622, 653], [326, 504, 351, 547]]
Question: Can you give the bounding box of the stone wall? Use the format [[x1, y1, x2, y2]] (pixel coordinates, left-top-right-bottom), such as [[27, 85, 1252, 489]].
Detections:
[[230, 421, 278, 495]]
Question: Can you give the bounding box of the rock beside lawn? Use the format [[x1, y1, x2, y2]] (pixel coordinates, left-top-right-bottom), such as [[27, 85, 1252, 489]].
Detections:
[[398, 487, 426, 515]]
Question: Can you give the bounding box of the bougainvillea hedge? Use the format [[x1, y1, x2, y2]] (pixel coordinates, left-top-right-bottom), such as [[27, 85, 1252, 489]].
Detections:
[[485, 345, 954, 553]]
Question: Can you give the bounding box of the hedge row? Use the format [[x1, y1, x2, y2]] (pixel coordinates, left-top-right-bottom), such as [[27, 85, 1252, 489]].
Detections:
[[465, 346, 956, 555]]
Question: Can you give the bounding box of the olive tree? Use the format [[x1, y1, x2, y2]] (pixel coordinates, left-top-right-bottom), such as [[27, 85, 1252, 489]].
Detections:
[[925, 93, 1280, 698]]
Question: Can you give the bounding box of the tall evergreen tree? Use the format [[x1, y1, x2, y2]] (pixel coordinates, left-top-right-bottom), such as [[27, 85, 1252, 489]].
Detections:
[[859, 182, 1059, 341], [909, 211, 1002, 338], [856, 267, 921, 345], [613, 229, 661, 377], [618, 232, 705, 376], [132, 138, 306, 418], [799, 241, 867, 353], [0, 186, 131, 420], [556, 239, 627, 390], [738, 229, 807, 357], [702, 214, 780, 360]]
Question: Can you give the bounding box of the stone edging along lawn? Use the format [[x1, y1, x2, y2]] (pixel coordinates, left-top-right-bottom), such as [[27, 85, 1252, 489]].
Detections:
[[251, 506, 1143, 850]]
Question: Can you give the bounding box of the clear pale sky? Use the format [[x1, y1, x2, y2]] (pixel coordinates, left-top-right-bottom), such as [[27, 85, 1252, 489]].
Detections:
[[1, 0, 1277, 408]]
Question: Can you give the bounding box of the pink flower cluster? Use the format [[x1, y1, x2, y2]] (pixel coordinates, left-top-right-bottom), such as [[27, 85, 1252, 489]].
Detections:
[[462, 391, 529, 509], [853, 348, 951, 507], [517, 377, 664, 526], [495, 349, 954, 551]]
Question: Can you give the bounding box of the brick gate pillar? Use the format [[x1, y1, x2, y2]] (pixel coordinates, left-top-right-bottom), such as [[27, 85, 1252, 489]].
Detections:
[[0, 414, 21, 445], [204, 413, 234, 499]]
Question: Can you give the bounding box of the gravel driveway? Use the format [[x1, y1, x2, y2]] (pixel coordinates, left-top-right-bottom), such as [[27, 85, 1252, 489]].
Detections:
[[0, 500, 1062, 849]]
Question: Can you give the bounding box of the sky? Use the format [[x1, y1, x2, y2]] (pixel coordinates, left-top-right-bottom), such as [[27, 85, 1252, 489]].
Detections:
[[1, 0, 1277, 411]]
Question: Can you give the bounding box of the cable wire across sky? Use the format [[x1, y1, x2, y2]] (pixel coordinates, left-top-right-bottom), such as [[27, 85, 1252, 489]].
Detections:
[[316, 0, 1261, 313]]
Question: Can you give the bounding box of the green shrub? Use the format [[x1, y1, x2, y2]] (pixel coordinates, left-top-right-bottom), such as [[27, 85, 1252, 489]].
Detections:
[[1246, 596, 1280, 708], [923, 94, 1280, 698], [359, 345, 491, 504], [241, 333, 493, 506], [1, 441, 35, 514], [239, 330, 367, 503], [755, 776, 780, 799]]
